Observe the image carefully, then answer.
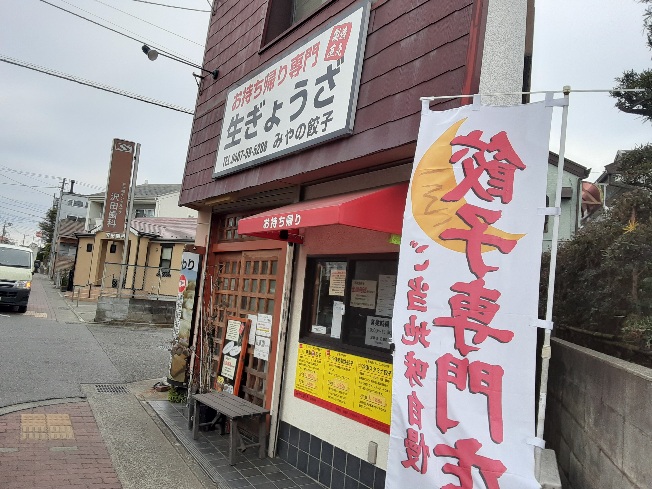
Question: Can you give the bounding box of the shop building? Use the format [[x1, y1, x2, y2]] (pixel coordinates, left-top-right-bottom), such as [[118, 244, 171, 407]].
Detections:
[[181, 0, 534, 486]]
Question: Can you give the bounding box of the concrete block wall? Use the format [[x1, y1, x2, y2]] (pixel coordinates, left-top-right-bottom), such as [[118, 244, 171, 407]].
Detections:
[[95, 297, 176, 326], [545, 338, 652, 489]]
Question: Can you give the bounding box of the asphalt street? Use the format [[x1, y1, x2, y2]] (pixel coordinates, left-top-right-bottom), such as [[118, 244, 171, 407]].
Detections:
[[0, 275, 173, 408]]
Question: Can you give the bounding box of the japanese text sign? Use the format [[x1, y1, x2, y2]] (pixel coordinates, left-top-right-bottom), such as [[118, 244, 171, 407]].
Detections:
[[386, 101, 553, 489], [102, 139, 135, 233], [213, 2, 370, 178], [294, 343, 392, 432]]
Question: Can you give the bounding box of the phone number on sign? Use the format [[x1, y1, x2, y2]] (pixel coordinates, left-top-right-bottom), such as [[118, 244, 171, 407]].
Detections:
[[222, 141, 268, 167]]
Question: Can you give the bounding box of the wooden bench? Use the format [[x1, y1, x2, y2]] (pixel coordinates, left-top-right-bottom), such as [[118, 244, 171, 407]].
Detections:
[[191, 391, 270, 465]]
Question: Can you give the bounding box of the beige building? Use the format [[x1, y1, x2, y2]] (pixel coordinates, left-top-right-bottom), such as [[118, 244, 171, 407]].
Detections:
[[74, 217, 196, 299]]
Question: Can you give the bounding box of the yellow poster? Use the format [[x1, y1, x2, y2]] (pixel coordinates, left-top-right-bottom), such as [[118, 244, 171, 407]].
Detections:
[[294, 343, 393, 432], [323, 350, 356, 410], [355, 357, 393, 426], [294, 344, 326, 397]]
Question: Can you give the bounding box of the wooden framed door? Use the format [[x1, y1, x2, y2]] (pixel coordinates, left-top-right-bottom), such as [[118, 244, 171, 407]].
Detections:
[[210, 247, 286, 409]]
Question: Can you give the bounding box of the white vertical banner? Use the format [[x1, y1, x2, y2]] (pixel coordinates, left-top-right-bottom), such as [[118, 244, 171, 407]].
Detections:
[[386, 101, 553, 488]]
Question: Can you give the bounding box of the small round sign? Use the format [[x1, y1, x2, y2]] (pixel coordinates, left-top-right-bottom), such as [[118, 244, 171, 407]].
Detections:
[[178, 274, 187, 293]]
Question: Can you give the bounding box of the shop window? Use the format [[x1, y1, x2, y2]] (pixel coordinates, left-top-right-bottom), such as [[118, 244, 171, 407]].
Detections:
[[263, 0, 330, 44], [300, 255, 398, 361], [158, 244, 173, 277]]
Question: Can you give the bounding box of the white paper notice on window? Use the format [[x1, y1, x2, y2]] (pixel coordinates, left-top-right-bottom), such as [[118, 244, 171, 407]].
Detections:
[[329, 269, 346, 296], [350, 280, 377, 309], [254, 336, 271, 361], [256, 313, 272, 337], [247, 314, 258, 345], [365, 316, 392, 349], [331, 301, 345, 339], [225, 319, 241, 342], [375, 274, 397, 317]]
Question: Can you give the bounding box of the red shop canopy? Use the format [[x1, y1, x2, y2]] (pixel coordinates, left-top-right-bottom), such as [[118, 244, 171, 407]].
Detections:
[[237, 183, 409, 244]]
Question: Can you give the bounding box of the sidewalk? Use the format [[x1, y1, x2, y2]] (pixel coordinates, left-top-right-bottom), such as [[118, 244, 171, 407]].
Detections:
[[27, 273, 98, 323], [10, 275, 327, 489], [0, 274, 213, 489]]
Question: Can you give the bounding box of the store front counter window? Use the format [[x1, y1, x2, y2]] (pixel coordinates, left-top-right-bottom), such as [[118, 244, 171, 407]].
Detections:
[[301, 255, 398, 361]]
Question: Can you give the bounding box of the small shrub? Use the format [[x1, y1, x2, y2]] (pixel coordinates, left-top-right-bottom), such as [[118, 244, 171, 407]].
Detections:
[[622, 315, 652, 349], [168, 386, 187, 403]]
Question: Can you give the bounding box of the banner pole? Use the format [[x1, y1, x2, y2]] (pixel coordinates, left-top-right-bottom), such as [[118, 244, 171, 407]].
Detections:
[[535, 86, 571, 471]]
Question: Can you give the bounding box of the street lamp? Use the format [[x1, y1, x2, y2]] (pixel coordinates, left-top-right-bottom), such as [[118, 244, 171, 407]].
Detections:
[[141, 45, 219, 80]]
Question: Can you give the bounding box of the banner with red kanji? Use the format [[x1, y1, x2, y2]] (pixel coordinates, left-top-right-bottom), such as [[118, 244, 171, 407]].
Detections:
[[386, 101, 552, 489]]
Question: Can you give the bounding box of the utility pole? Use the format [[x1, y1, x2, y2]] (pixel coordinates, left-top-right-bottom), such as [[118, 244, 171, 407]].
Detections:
[[49, 178, 66, 280], [1, 220, 12, 243]]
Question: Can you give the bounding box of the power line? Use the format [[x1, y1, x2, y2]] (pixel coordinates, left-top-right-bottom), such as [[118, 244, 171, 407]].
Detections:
[[0, 167, 60, 188], [0, 195, 52, 213], [89, 0, 204, 46], [38, 0, 200, 66], [0, 166, 104, 191], [0, 172, 52, 196], [0, 182, 59, 189], [130, 0, 210, 12], [0, 55, 195, 115]]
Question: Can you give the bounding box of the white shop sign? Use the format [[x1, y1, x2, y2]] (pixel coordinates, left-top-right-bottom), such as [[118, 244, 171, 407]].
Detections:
[[213, 2, 370, 178]]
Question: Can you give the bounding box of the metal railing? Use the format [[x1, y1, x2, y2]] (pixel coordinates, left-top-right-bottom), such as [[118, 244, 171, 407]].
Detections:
[[95, 262, 182, 300]]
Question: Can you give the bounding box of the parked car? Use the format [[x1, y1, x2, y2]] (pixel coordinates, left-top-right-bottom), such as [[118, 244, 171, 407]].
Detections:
[[0, 243, 33, 313]]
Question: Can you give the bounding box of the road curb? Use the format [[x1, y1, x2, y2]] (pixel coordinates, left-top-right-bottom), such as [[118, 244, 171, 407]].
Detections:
[[0, 396, 87, 416]]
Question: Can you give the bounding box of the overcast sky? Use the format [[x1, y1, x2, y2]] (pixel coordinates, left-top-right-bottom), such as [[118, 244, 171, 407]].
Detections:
[[0, 0, 650, 244]]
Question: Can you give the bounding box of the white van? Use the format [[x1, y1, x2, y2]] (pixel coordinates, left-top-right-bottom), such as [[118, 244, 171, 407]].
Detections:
[[0, 243, 33, 313]]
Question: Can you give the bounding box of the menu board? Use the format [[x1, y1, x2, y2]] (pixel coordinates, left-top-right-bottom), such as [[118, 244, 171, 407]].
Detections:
[[214, 317, 250, 395], [294, 344, 392, 433]]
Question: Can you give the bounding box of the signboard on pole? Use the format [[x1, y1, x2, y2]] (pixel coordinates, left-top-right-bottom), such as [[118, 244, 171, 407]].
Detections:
[[386, 101, 552, 488], [102, 139, 135, 234], [169, 251, 201, 385], [213, 2, 370, 178]]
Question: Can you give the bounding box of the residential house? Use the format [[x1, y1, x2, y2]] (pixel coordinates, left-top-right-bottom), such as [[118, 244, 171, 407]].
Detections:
[[52, 218, 86, 280], [84, 183, 196, 233], [58, 193, 89, 221], [582, 151, 634, 222], [543, 152, 591, 251], [74, 217, 197, 299]]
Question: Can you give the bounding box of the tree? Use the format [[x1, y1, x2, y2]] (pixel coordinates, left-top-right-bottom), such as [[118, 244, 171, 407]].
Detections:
[[547, 2, 652, 362], [611, 1, 652, 121], [615, 143, 652, 190], [38, 205, 57, 259]]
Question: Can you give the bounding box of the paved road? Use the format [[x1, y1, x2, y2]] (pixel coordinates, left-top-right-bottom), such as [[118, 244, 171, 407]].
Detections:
[[0, 275, 211, 489], [0, 274, 172, 408]]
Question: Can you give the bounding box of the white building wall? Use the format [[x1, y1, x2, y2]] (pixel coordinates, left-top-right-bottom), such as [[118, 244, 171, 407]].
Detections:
[[155, 193, 197, 218], [543, 166, 582, 251], [85, 201, 104, 232]]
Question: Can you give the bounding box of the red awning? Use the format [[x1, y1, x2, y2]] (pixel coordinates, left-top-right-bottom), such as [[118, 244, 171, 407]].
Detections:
[[237, 183, 409, 244]]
